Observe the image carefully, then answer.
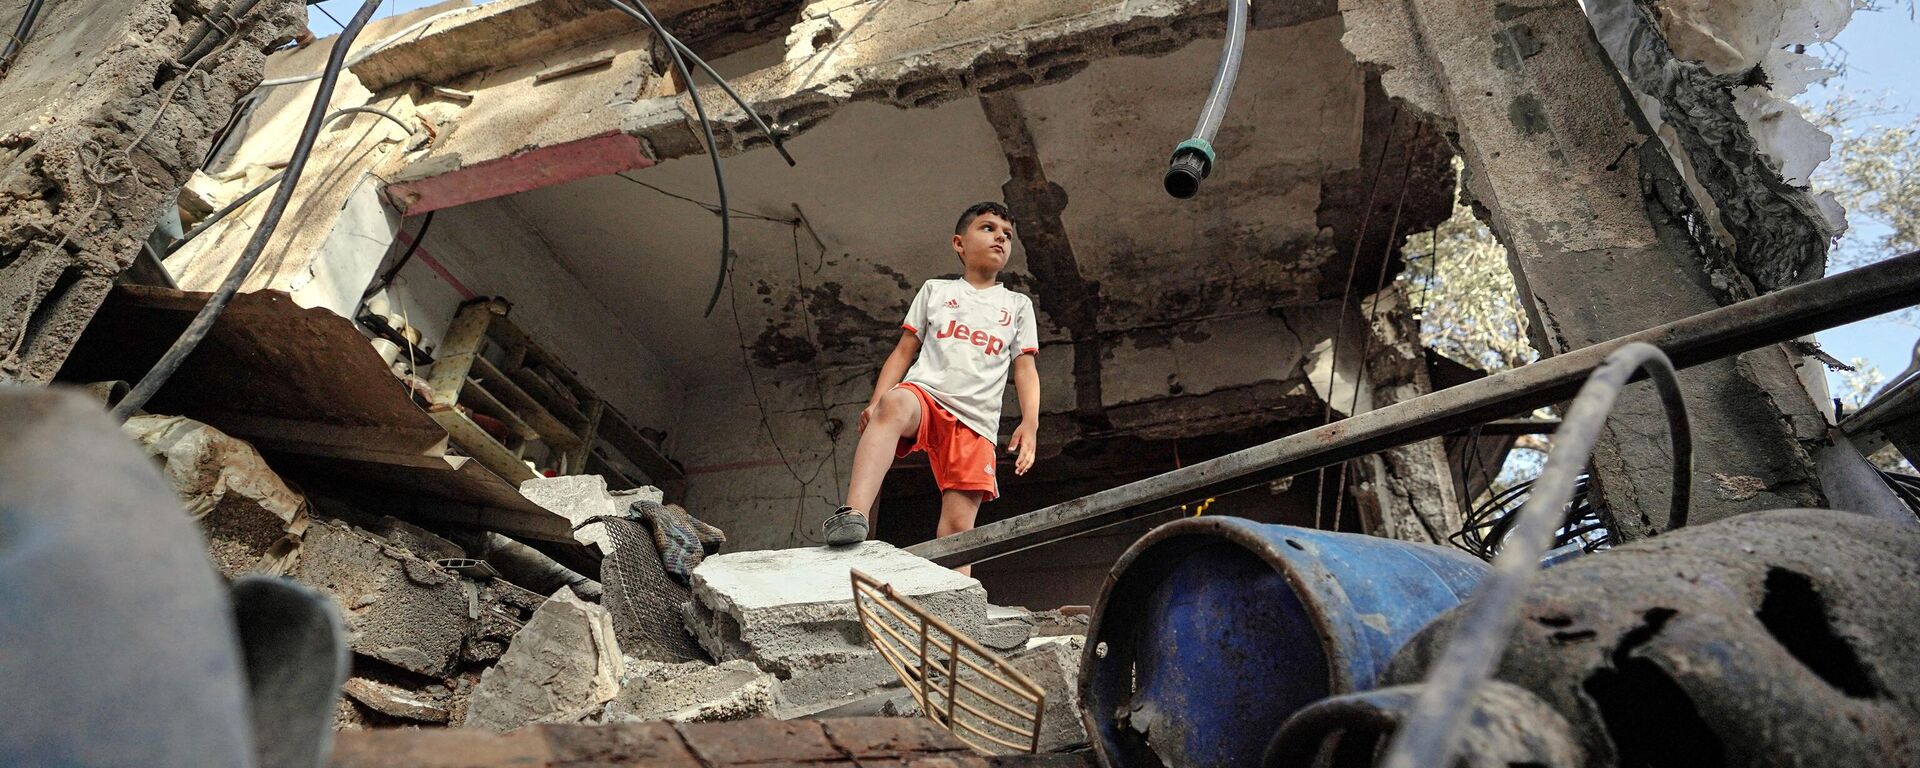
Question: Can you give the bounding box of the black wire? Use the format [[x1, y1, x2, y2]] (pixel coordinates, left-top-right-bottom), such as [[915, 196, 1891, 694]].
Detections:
[[603, 0, 730, 318], [314, 2, 347, 31], [164, 170, 284, 257], [602, 0, 794, 167], [363, 209, 435, 298], [114, 0, 384, 421], [0, 0, 48, 78]]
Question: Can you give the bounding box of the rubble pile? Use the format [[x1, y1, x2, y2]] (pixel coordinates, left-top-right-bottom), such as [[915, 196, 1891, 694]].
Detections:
[[150, 418, 1089, 751], [683, 541, 991, 718]]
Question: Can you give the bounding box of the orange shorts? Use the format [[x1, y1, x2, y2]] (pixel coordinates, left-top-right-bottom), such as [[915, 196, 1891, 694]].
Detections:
[[895, 383, 999, 502]]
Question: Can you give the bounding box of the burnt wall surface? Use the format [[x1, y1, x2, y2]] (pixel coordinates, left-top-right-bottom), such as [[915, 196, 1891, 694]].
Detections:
[[0, 0, 299, 383]]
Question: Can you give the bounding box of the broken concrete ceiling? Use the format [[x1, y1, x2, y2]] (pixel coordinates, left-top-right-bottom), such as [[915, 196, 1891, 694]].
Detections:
[[450, 14, 1451, 386]]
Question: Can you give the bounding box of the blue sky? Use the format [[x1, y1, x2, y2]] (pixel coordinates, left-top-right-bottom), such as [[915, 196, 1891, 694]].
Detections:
[[1799, 6, 1920, 397], [307, 0, 1919, 391]]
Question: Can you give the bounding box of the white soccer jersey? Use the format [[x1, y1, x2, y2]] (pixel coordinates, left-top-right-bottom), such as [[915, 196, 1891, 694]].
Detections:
[[899, 278, 1040, 442]]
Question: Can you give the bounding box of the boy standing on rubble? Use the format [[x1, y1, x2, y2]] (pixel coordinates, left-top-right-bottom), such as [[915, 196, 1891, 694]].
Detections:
[[823, 202, 1040, 574]]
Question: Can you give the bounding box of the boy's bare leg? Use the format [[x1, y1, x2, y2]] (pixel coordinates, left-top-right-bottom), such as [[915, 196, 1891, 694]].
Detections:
[[937, 489, 984, 576], [843, 387, 923, 530]]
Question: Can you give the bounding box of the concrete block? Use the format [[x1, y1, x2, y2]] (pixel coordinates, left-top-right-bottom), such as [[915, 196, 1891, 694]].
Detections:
[[978, 605, 1037, 651], [1004, 636, 1088, 753], [682, 541, 989, 718], [291, 520, 472, 677], [519, 475, 662, 553], [466, 589, 623, 731], [604, 659, 776, 723]]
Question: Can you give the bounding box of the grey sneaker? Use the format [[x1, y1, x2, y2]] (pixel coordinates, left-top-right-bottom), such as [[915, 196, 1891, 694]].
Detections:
[[824, 506, 869, 546]]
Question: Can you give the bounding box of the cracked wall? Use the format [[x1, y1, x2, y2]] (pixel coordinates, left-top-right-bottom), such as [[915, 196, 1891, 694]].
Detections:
[[0, 0, 299, 383]]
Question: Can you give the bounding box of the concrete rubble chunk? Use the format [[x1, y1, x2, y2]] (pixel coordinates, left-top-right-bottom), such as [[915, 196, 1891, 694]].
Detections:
[[684, 541, 989, 719], [978, 605, 1038, 651], [519, 475, 663, 554], [466, 578, 548, 664], [342, 677, 452, 724], [292, 519, 472, 677], [466, 589, 622, 731], [122, 415, 309, 578], [602, 658, 777, 723], [1002, 636, 1089, 754]]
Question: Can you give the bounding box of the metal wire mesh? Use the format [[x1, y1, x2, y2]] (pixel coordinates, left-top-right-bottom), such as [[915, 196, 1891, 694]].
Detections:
[[583, 515, 709, 662], [850, 568, 1045, 755]]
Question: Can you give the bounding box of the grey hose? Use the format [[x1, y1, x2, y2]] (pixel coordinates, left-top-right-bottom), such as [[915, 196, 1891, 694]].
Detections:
[[1380, 341, 1691, 768], [1164, 0, 1247, 198]]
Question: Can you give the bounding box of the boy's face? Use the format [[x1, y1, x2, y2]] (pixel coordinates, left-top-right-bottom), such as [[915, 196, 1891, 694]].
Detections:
[[952, 212, 1016, 273]]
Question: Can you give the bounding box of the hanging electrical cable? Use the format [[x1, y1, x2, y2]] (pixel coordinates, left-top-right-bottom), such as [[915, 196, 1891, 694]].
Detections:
[[601, 0, 794, 166], [1162, 0, 1247, 198], [162, 106, 413, 258], [113, 0, 385, 422], [0, 0, 48, 79], [603, 0, 732, 318], [360, 209, 434, 299]]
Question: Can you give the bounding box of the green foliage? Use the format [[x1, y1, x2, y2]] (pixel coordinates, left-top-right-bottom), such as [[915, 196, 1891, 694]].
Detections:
[[1401, 174, 1537, 375]]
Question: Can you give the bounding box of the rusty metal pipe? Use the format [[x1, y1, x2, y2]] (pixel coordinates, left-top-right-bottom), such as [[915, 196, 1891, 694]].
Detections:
[[907, 249, 1920, 567]]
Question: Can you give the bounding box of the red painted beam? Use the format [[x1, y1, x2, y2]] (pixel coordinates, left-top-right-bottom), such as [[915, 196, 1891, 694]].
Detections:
[[385, 131, 654, 215]]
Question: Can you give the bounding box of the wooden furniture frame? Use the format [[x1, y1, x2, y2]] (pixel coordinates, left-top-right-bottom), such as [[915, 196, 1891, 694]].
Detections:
[[424, 298, 684, 498]]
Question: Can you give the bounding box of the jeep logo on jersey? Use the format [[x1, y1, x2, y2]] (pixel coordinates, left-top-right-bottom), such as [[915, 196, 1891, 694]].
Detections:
[[934, 319, 1007, 356]]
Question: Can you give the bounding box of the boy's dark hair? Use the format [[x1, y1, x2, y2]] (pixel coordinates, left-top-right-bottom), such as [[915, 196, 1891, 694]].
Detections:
[[954, 201, 1013, 235]]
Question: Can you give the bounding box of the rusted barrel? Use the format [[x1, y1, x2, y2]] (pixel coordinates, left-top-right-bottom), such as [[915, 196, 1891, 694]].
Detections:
[[1080, 517, 1487, 768]]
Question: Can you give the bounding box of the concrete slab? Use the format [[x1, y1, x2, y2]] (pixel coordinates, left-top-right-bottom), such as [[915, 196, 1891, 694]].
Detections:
[[519, 475, 663, 553], [683, 541, 989, 718], [292, 519, 472, 677]]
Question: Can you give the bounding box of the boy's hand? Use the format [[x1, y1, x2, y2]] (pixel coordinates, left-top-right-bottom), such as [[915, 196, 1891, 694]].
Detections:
[[858, 402, 880, 433], [1007, 421, 1038, 476]]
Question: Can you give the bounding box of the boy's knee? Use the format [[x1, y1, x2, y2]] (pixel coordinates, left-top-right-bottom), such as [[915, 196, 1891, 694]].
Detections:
[[875, 389, 918, 425]]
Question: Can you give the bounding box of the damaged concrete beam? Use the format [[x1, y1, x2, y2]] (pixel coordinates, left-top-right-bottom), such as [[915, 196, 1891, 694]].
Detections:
[[1337, 0, 1829, 534], [351, 0, 799, 93], [0, 0, 300, 382]]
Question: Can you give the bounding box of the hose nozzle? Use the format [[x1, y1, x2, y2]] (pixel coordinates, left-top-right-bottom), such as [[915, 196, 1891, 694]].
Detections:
[[1164, 139, 1216, 199]]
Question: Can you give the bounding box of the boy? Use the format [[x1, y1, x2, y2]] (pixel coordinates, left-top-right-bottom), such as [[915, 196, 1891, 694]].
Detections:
[[823, 202, 1040, 574]]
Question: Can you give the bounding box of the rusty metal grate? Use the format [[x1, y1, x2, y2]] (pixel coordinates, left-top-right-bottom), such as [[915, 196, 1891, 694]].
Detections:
[[850, 568, 1045, 755]]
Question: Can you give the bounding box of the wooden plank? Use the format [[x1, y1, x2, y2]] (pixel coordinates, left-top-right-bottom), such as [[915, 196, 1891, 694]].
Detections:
[[470, 355, 582, 448], [596, 403, 685, 501], [459, 377, 540, 442], [429, 407, 538, 485], [505, 364, 588, 426], [426, 300, 504, 406]]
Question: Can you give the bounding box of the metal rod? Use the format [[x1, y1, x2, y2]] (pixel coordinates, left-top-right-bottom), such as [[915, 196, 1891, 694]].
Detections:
[[1380, 342, 1687, 768], [907, 249, 1920, 567]]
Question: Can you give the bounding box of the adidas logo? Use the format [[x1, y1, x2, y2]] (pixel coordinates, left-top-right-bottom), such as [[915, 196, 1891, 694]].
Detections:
[[944, 298, 960, 308]]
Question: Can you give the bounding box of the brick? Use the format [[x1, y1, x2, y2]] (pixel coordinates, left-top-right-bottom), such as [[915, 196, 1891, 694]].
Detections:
[[537, 722, 703, 766], [676, 719, 844, 764], [822, 717, 971, 759]]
